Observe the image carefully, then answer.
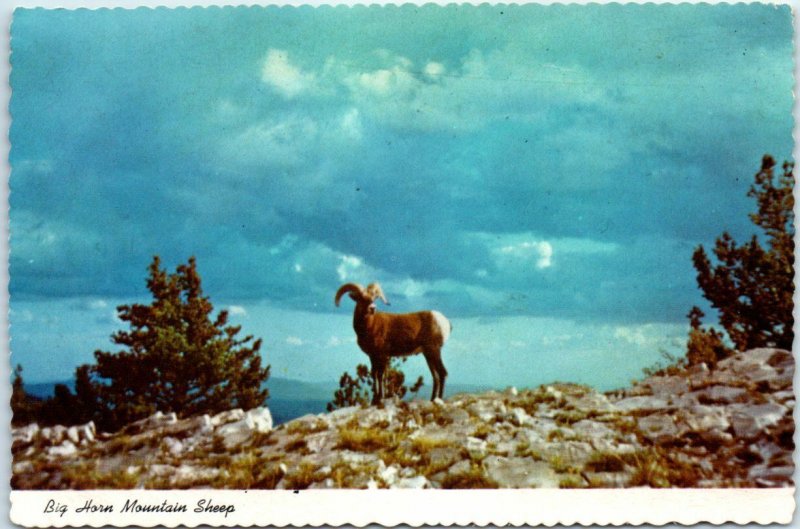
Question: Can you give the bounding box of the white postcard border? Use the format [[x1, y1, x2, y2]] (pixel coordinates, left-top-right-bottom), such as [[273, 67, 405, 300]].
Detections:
[[9, 488, 796, 527]]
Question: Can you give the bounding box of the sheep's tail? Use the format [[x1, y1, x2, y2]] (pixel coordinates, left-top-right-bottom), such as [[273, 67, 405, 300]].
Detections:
[[431, 311, 451, 343]]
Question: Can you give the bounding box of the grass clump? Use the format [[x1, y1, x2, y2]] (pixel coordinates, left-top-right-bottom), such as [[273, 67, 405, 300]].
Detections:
[[60, 462, 140, 489], [624, 448, 703, 488], [335, 426, 399, 453], [584, 451, 626, 473], [441, 465, 499, 489], [284, 437, 311, 455], [283, 462, 323, 490]]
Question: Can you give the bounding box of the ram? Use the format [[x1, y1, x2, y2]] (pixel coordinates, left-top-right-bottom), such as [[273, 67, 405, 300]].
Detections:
[[335, 282, 452, 404]]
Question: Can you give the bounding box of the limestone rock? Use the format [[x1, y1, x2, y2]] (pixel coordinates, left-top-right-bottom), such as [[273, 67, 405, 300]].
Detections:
[[729, 403, 786, 439], [483, 456, 559, 488]]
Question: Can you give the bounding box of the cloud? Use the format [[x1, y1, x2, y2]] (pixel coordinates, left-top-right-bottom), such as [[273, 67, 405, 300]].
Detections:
[[424, 62, 445, 78], [336, 255, 363, 282], [285, 336, 305, 346], [227, 305, 248, 317], [498, 241, 553, 270], [261, 49, 316, 98], [8, 4, 792, 328]]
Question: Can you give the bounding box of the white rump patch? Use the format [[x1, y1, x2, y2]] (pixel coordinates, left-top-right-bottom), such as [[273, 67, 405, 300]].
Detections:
[[431, 311, 451, 343]]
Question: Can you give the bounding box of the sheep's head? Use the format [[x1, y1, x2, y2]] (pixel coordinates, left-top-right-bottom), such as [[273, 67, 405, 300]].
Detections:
[[335, 282, 390, 308]]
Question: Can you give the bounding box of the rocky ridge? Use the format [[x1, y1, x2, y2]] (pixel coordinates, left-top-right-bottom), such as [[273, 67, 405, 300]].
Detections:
[[12, 348, 794, 489]]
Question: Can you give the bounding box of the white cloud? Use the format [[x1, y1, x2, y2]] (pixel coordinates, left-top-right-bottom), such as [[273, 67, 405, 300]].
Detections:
[[613, 324, 664, 347], [90, 299, 108, 310], [337, 255, 363, 282], [338, 108, 363, 142], [391, 278, 428, 299], [498, 240, 553, 269], [424, 61, 445, 79], [261, 49, 315, 98], [285, 336, 305, 346], [227, 305, 248, 317], [224, 116, 319, 168]]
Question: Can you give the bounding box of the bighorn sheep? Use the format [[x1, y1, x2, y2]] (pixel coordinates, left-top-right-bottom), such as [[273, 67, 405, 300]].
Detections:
[[335, 282, 451, 404]]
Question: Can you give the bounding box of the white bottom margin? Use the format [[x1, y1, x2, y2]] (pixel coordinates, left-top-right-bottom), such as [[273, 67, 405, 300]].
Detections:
[[10, 488, 796, 527]]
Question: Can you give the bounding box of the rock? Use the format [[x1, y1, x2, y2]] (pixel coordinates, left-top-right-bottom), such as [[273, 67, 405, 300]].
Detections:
[[399, 466, 417, 478], [483, 456, 559, 488], [681, 405, 730, 432], [124, 411, 178, 435], [163, 414, 212, 438], [214, 408, 272, 450], [13, 423, 39, 445], [78, 422, 96, 443], [716, 349, 781, 385], [47, 440, 77, 457], [246, 407, 273, 432], [170, 464, 219, 486], [358, 406, 396, 427], [392, 476, 429, 489], [571, 419, 615, 438], [40, 425, 67, 445], [749, 464, 794, 487], [465, 437, 488, 460], [443, 407, 470, 424], [210, 408, 245, 427], [325, 405, 359, 424], [695, 385, 748, 404], [162, 437, 183, 456], [645, 376, 690, 399], [508, 407, 531, 427], [306, 432, 334, 454], [613, 395, 669, 413], [447, 459, 472, 476], [66, 426, 81, 445], [377, 464, 399, 486], [730, 403, 786, 439], [13, 461, 34, 475], [467, 402, 497, 423], [505, 386, 519, 397], [570, 392, 618, 414], [428, 446, 462, 470], [544, 385, 563, 401]]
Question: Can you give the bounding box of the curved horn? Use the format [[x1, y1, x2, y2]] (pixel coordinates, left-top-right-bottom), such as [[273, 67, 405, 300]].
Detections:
[[335, 283, 364, 307], [367, 283, 390, 305]]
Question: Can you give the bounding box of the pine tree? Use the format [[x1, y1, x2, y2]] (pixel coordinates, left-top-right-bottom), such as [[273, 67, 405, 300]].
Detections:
[[11, 364, 41, 426], [684, 306, 733, 367], [86, 256, 270, 431], [692, 155, 794, 352], [327, 358, 424, 411]]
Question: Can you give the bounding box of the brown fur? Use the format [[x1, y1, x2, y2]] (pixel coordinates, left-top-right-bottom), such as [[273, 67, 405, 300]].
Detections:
[[335, 282, 450, 404]]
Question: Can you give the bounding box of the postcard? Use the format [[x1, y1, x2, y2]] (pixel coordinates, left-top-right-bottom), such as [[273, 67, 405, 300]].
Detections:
[[6, 2, 796, 526]]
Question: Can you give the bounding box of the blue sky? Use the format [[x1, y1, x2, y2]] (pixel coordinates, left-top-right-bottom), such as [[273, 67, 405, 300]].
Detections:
[[9, 5, 794, 390]]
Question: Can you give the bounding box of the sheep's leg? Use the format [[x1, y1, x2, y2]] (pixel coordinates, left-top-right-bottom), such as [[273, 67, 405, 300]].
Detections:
[[377, 361, 387, 403], [434, 354, 448, 400], [370, 362, 381, 405], [423, 353, 440, 401], [371, 358, 388, 405]]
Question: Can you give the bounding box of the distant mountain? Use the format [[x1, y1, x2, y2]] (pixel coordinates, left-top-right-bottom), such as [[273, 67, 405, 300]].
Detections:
[[24, 376, 332, 400], [23, 377, 497, 424]]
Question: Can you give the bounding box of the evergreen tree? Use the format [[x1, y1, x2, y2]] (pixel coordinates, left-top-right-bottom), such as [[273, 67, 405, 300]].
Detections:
[[11, 364, 41, 426], [327, 358, 423, 411], [85, 256, 270, 431], [692, 155, 794, 352], [684, 306, 733, 367]]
